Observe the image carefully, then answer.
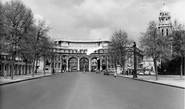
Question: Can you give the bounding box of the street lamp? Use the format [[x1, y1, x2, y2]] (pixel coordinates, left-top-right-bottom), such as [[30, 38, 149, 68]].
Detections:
[[133, 42, 137, 78]]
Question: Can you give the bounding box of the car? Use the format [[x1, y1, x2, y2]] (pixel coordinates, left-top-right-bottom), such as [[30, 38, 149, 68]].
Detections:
[[104, 70, 109, 75], [95, 69, 100, 74], [150, 71, 155, 75], [104, 69, 115, 75], [137, 71, 144, 75]]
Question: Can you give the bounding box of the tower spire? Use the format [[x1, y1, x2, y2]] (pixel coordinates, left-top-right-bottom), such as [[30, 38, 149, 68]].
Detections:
[[158, 0, 172, 36], [163, 0, 166, 6]]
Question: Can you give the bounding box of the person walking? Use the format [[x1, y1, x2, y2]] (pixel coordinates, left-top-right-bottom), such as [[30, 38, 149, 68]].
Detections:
[[4, 71, 7, 78]]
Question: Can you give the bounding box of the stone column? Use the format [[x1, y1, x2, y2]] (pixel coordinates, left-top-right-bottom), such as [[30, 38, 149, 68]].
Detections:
[[21, 65, 23, 75], [29, 65, 31, 74], [26, 65, 29, 74], [2, 63, 5, 76], [66, 56, 69, 71], [100, 56, 102, 71], [15, 64, 17, 75], [60, 55, 62, 71], [23, 65, 25, 75], [77, 57, 80, 71], [7, 64, 10, 76], [89, 57, 91, 72], [106, 57, 108, 70]]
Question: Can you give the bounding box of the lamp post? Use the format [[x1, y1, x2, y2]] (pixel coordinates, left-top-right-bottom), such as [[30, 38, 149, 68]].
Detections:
[[133, 42, 137, 78]]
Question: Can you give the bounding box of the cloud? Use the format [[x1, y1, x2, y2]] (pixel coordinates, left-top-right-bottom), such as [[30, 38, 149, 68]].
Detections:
[[170, 0, 185, 23], [1, 0, 185, 42]]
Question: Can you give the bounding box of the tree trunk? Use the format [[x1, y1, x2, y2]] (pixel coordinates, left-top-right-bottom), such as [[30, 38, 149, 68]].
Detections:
[[184, 57, 185, 76], [11, 52, 15, 80], [25, 60, 27, 75], [153, 58, 158, 80], [32, 53, 36, 77], [52, 55, 55, 74], [121, 59, 125, 74], [180, 57, 183, 78], [35, 54, 39, 73], [43, 55, 46, 75]]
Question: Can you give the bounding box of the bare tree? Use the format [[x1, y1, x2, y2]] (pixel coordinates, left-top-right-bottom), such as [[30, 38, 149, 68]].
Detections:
[[39, 37, 54, 75], [140, 21, 171, 80], [171, 20, 185, 77], [108, 30, 132, 74], [0, 1, 7, 53], [3, 0, 34, 79], [31, 19, 51, 76]]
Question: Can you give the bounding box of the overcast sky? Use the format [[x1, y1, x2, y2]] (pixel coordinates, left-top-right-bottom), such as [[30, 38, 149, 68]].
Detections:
[[2, 0, 185, 42]]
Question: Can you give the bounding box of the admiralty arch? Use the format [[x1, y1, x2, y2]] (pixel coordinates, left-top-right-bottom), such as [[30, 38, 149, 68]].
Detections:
[[50, 39, 111, 72]]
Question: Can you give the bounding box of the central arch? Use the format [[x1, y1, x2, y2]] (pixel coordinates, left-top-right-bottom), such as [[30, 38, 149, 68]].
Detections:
[[68, 57, 78, 71], [80, 57, 89, 71]]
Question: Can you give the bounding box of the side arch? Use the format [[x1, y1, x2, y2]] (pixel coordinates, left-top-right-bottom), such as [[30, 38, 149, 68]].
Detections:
[[68, 57, 78, 72]]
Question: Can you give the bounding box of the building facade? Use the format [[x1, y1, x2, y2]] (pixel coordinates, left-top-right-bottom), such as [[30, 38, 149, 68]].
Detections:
[[0, 53, 32, 76], [41, 39, 143, 73], [46, 39, 111, 72]]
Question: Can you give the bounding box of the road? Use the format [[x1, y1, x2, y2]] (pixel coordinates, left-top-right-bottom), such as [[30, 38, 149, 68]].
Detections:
[[0, 72, 184, 109]]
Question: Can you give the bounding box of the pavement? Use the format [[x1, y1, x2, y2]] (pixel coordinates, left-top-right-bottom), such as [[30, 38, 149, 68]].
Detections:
[[0, 72, 60, 85], [0, 71, 185, 89], [119, 74, 185, 89]]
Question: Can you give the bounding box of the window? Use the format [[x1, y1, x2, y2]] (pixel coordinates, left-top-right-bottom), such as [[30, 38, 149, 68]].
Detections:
[[162, 29, 164, 36], [166, 29, 168, 36], [70, 50, 72, 53], [58, 56, 60, 61]]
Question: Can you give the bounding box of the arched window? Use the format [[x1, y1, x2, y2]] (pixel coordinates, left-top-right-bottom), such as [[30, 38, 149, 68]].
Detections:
[[166, 29, 168, 36], [162, 29, 164, 36]]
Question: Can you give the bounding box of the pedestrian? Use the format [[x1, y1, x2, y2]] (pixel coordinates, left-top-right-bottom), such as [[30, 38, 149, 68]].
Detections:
[[164, 69, 167, 75], [126, 70, 128, 75], [4, 71, 7, 78], [114, 71, 117, 77], [52, 68, 55, 74]]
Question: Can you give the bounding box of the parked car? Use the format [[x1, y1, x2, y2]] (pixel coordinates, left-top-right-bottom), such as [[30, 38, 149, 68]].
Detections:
[[95, 69, 100, 74], [104, 70, 109, 75], [137, 71, 144, 75], [104, 68, 115, 75]]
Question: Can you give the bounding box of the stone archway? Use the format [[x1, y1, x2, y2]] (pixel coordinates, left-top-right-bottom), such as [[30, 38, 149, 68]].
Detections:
[[91, 57, 98, 71], [80, 57, 89, 71], [68, 57, 78, 72]]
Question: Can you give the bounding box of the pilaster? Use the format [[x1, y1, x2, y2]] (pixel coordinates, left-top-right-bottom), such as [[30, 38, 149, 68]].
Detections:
[[77, 57, 80, 71], [89, 57, 91, 71]]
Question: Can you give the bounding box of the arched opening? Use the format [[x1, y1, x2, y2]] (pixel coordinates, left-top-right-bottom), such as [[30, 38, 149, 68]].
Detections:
[[80, 57, 89, 71], [91, 57, 98, 71], [166, 29, 168, 36], [68, 57, 78, 72], [162, 29, 164, 36], [61, 55, 67, 72], [102, 57, 107, 70]]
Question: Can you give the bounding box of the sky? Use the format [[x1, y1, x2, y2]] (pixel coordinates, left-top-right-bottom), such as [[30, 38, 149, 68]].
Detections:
[[2, 0, 185, 42]]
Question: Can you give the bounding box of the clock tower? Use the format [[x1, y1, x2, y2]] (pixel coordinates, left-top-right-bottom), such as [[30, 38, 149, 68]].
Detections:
[[158, 0, 172, 36]]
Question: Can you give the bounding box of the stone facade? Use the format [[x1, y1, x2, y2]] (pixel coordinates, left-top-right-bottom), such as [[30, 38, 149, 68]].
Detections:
[[46, 39, 112, 72], [41, 39, 143, 73], [0, 53, 32, 76]]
